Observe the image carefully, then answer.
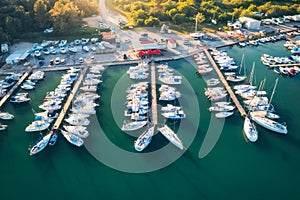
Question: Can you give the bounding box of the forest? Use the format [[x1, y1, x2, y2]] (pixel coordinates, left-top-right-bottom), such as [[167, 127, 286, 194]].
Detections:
[[112, 0, 300, 31], [0, 0, 99, 44]]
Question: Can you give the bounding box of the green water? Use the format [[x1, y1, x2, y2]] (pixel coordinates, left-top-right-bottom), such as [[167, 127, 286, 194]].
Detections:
[[1, 38, 300, 199]]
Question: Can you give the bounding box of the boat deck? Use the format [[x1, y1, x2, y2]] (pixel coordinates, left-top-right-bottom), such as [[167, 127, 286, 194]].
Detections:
[[52, 67, 88, 130], [0, 71, 30, 108], [204, 49, 247, 117], [151, 62, 158, 125]]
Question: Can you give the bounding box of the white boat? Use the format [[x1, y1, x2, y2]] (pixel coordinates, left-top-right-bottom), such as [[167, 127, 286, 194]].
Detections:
[[206, 78, 220, 86], [10, 95, 30, 103], [212, 102, 231, 107], [158, 73, 182, 85], [65, 115, 90, 126], [21, 84, 35, 90], [63, 125, 89, 138], [134, 125, 155, 152], [226, 75, 247, 82], [61, 130, 84, 147], [215, 111, 234, 118], [196, 66, 213, 74], [0, 112, 14, 120], [29, 133, 52, 156], [162, 110, 186, 120], [209, 105, 235, 112], [161, 104, 182, 112], [121, 121, 147, 131], [0, 123, 8, 131], [251, 115, 287, 134], [25, 120, 50, 132], [158, 125, 184, 150], [243, 116, 258, 142], [80, 85, 97, 92]]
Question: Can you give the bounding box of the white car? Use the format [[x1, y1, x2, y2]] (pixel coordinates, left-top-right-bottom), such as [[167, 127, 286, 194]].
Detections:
[[60, 47, 67, 54], [55, 57, 60, 65]]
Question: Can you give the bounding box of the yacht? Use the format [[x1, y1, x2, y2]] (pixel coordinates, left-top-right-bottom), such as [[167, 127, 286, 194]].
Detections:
[[162, 110, 186, 120], [10, 93, 31, 103], [250, 114, 287, 134], [65, 115, 90, 126], [206, 78, 220, 86], [48, 132, 58, 146], [121, 121, 147, 131], [134, 125, 155, 152], [209, 105, 235, 112], [0, 112, 14, 120], [158, 73, 182, 85], [63, 125, 89, 138], [25, 120, 50, 132], [61, 130, 84, 147], [29, 133, 52, 156], [161, 104, 182, 112], [215, 111, 234, 118], [243, 116, 258, 142], [80, 85, 97, 92], [158, 125, 185, 150]]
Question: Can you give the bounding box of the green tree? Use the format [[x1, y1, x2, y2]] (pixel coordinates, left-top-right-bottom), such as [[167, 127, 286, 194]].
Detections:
[[34, 0, 51, 30], [49, 0, 83, 34], [145, 16, 160, 27]]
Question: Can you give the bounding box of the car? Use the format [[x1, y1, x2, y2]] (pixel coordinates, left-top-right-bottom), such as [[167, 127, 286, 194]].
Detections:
[[60, 47, 67, 54], [42, 48, 50, 55], [50, 59, 54, 65], [54, 57, 60, 65], [23, 61, 31, 67], [79, 57, 84, 63], [60, 58, 66, 64]]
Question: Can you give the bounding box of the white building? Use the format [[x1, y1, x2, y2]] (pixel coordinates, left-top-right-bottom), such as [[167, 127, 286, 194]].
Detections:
[[239, 17, 261, 30], [5, 50, 30, 65], [167, 38, 177, 49]]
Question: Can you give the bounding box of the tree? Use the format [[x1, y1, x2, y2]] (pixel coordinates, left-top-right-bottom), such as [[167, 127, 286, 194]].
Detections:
[[34, 0, 51, 30], [49, 0, 83, 34], [145, 16, 160, 27]]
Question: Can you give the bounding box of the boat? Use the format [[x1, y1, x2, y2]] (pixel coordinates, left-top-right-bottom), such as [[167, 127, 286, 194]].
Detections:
[[209, 105, 235, 112], [10, 95, 30, 103], [158, 125, 185, 150], [48, 132, 58, 146], [196, 66, 213, 74], [80, 85, 97, 92], [226, 75, 247, 82], [243, 116, 258, 142], [0, 123, 8, 131], [60, 130, 84, 147], [0, 112, 14, 120], [134, 125, 155, 152], [25, 120, 50, 132], [215, 111, 234, 118], [162, 109, 186, 120], [121, 121, 147, 131], [63, 125, 89, 138], [161, 104, 182, 112], [158, 73, 182, 85], [29, 133, 52, 156], [251, 115, 287, 134], [206, 78, 220, 86], [65, 115, 90, 126]]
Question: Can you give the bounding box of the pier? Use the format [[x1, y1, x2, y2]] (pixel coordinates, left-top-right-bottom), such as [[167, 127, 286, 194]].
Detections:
[[0, 71, 30, 108], [203, 49, 247, 117], [150, 62, 158, 125], [52, 66, 88, 130]]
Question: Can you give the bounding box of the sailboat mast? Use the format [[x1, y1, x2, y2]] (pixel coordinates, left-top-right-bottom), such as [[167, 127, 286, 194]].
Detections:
[[249, 62, 255, 85], [268, 78, 279, 108]]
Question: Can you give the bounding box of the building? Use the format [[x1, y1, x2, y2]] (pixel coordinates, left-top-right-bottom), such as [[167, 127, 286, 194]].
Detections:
[[239, 17, 261, 30], [131, 35, 167, 51], [5, 50, 30, 65]]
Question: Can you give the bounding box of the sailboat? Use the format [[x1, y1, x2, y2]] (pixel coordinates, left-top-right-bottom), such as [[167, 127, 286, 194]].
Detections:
[[226, 53, 247, 82], [134, 125, 155, 152], [29, 133, 52, 156], [251, 78, 288, 134], [243, 116, 258, 142], [158, 124, 185, 150]]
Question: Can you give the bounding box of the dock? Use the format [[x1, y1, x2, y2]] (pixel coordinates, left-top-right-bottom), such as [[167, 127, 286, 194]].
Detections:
[[52, 66, 88, 130], [203, 49, 247, 117], [0, 71, 30, 108], [150, 62, 158, 125]]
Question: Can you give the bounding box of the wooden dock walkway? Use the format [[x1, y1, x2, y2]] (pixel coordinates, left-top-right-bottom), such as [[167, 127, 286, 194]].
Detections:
[[52, 67, 88, 130], [0, 71, 30, 108], [150, 62, 158, 125], [203, 49, 247, 117]]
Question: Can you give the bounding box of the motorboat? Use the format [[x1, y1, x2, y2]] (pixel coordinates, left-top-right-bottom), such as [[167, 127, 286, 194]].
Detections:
[[196, 66, 213, 74], [134, 125, 155, 152], [60, 130, 84, 147], [10, 95, 30, 103], [243, 116, 258, 142], [121, 120, 147, 131], [0, 112, 14, 120], [80, 85, 97, 92], [226, 75, 247, 82], [162, 110, 186, 120], [0, 123, 8, 131], [158, 125, 185, 150], [63, 125, 89, 138], [158, 73, 182, 85], [25, 120, 50, 132], [215, 111, 234, 118], [65, 115, 90, 126], [48, 132, 58, 146], [250, 115, 287, 134], [29, 133, 52, 156], [161, 104, 182, 112], [209, 105, 235, 112], [206, 78, 220, 86]]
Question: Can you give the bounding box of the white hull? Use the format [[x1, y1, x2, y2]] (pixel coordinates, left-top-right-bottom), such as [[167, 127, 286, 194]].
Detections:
[[134, 126, 155, 152], [243, 116, 258, 142], [158, 125, 184, 150], [251, 115, 287, 134]]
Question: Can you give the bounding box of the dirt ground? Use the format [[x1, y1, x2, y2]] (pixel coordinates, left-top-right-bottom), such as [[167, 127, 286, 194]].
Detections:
[[83, 16, 102, 28]]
